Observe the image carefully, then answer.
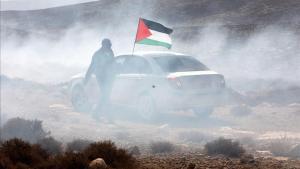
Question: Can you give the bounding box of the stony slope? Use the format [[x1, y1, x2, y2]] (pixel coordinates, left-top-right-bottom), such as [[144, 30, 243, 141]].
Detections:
[[1, 0, 300, 40]]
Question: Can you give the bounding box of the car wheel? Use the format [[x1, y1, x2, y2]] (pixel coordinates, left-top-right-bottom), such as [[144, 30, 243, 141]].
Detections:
[[136, 94, 156, 121], [71, 84, 91, 112]]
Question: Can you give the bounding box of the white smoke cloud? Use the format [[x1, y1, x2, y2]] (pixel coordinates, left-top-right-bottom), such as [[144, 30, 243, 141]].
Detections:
[[174, 24, 300, 91], [1, 0, 167, 84], [2, 22, 300, 89]]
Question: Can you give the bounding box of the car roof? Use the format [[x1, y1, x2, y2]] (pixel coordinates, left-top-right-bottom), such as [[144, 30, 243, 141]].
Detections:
[[117, 51, 186, 58]]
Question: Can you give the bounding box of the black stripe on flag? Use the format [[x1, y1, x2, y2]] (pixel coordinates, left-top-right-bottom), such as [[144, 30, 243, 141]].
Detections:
[[142, 18, 173, 34]]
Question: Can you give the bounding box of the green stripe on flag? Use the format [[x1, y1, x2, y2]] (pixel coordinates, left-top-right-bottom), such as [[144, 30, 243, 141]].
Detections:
[[136, 38, 172, 49]]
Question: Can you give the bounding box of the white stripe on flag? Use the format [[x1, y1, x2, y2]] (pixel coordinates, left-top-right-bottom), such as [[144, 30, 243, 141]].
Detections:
[[148, 29, 172, 44]]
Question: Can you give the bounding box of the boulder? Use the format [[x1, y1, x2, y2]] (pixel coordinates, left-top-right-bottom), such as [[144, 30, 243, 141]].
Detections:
[[89, 158, 107, 169]]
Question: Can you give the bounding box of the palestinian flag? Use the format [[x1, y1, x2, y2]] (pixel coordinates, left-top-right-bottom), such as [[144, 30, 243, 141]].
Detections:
[[135, 18, 173, 49]]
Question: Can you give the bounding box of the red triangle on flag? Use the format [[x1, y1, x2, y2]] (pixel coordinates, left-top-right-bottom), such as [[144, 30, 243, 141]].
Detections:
[[135, 19, 152, 42]]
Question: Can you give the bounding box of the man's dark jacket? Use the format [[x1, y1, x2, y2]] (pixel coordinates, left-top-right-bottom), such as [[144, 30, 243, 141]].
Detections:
[[85, 47, 115, 82]]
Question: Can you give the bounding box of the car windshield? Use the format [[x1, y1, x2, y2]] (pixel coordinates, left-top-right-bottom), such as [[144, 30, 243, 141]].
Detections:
[[153, 55, 209, 72]]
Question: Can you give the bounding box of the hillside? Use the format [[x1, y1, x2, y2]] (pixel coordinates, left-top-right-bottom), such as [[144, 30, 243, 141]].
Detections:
[[1, 0, 300, 40]]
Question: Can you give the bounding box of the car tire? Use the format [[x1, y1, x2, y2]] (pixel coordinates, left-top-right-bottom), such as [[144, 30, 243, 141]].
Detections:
[[71, 84, 91, 112], [136, 94, 157, 121]]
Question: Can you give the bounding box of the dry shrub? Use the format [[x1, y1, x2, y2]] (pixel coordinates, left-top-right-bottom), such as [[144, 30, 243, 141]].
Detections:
[[268, 137, 300, 158], [67, 139, 92, 152], [37, 137, 62, 155], [0, 138, 135, 169], [14, 162, 31, 169], [1, 117, 49, 143], [0, 152, 14, 169], [268, 139, 292, 157], [0, 138, 49, 166], [34, 152, 89, 169], [128, 146, 141, 156], [150, 141, 175, 154], [204, 137, 245, 157], [238, 136, 256, 149], [289, 144, 300, 158], [84, 140, 136, 169], [54, 152, 89, 169]]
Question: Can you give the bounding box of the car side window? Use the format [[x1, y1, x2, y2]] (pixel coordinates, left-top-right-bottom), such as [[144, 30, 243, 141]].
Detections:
[[122, 56, 152, 74], [114, 56, 127, 74]]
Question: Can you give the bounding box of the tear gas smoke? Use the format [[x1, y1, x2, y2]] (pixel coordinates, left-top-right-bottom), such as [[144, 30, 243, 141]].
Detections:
[[2, 23, 299, 90], [1, 1, 300, 146]]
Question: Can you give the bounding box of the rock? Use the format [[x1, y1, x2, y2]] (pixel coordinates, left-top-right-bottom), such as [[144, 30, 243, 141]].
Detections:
[[187, 162, 196, 169], [89, 158, 107, 169], [240, 154, 255, 164], [256, 150, 273, 157]]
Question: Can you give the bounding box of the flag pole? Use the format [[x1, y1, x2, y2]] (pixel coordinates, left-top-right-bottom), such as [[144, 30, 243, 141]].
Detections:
[[131, 42, 136, 56], [132, 18, 140, 56]]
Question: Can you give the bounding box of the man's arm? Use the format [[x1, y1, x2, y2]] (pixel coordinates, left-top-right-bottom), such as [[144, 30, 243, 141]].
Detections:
[[110, 49, 115, 58], [84, 54, 96, 84]]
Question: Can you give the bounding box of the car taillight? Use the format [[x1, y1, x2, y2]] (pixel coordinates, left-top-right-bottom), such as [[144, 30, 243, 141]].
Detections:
[[167, 76, 182, 89], [220, 78, 225, 87]]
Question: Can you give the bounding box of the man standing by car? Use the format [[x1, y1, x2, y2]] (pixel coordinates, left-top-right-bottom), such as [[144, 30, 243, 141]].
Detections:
[[84, 38, 115, 113]]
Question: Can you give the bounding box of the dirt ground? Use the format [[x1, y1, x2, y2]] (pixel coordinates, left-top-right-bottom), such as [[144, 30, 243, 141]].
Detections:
[[136, 153, 300, 169], [2, 76, 300, 169]]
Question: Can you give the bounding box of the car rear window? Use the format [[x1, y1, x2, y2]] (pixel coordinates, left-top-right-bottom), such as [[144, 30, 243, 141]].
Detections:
[[115, 56, 152, 74], [153, 55, 209, 72]]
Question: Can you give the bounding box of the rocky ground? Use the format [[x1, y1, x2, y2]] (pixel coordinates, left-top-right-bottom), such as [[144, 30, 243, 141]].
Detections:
[[136, 153, 300, 169], [1, 75, 300, 169]]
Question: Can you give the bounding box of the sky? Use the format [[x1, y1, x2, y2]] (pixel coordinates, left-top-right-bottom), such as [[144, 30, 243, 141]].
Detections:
[[0, 0, 97, 11]]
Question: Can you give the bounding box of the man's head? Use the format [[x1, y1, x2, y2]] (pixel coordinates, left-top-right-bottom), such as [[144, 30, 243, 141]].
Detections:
[[101, 38, 112, 48]]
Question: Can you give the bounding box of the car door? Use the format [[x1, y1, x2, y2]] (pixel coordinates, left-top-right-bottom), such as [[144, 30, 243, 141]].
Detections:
[[110, 55, 152, 106]]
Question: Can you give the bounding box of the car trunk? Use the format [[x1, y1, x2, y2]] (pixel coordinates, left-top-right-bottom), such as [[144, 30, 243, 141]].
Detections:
[[168, 71, 225, 93]]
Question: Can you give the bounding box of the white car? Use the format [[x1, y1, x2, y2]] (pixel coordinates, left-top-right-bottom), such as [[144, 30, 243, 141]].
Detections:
[[70, 52, 225, 120]]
